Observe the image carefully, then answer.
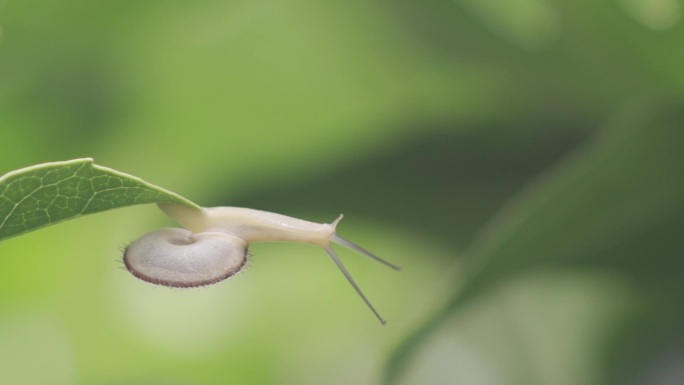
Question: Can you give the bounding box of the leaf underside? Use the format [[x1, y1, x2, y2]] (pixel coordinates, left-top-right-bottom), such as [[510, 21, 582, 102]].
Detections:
[[0, 158, 199, 241]]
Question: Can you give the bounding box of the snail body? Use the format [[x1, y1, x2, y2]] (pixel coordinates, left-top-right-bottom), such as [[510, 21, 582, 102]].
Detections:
[[158, 204, 341, 245], [124, 204, 399, 324]]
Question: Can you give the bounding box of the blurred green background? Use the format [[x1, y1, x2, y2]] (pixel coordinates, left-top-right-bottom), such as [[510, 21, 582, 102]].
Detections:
[[1, 0, 683, 384]]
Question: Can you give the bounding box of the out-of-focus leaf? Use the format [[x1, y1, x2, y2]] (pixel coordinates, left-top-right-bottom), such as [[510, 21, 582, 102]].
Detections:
[[0, 158, 199, 241], [384, 104, 684, 383], [458, 0, 561, 50], [230, 122, 589, 251]]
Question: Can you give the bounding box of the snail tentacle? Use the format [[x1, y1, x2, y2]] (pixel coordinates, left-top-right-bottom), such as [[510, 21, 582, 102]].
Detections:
[[324, 245, 388, 325], [332, 235, 401, 271]]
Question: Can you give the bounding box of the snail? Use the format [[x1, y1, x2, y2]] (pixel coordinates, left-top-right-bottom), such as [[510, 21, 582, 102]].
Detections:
[[123, 203, 400, 324]]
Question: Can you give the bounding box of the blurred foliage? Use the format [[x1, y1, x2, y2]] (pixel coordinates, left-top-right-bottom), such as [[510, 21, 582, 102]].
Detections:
[[1, 0, 683, 385]]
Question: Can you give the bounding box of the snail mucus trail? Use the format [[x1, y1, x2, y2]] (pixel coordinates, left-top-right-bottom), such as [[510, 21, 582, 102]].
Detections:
[[123, 203, 400, 324]]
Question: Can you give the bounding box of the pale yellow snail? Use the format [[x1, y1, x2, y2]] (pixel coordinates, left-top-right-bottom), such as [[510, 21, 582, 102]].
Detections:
[[123, 203, 400, 324]]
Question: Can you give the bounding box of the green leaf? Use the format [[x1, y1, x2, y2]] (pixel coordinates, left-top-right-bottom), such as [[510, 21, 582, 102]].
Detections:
[[0, 158, 200, 241], [383, 104, 684, 384]]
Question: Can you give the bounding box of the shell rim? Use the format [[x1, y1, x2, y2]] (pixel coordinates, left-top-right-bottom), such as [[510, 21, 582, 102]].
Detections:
[[122, 245, 248, 288]]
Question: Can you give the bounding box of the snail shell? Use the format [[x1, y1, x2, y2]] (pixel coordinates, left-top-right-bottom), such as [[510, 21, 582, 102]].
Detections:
[[124, 228, 247, 288]]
